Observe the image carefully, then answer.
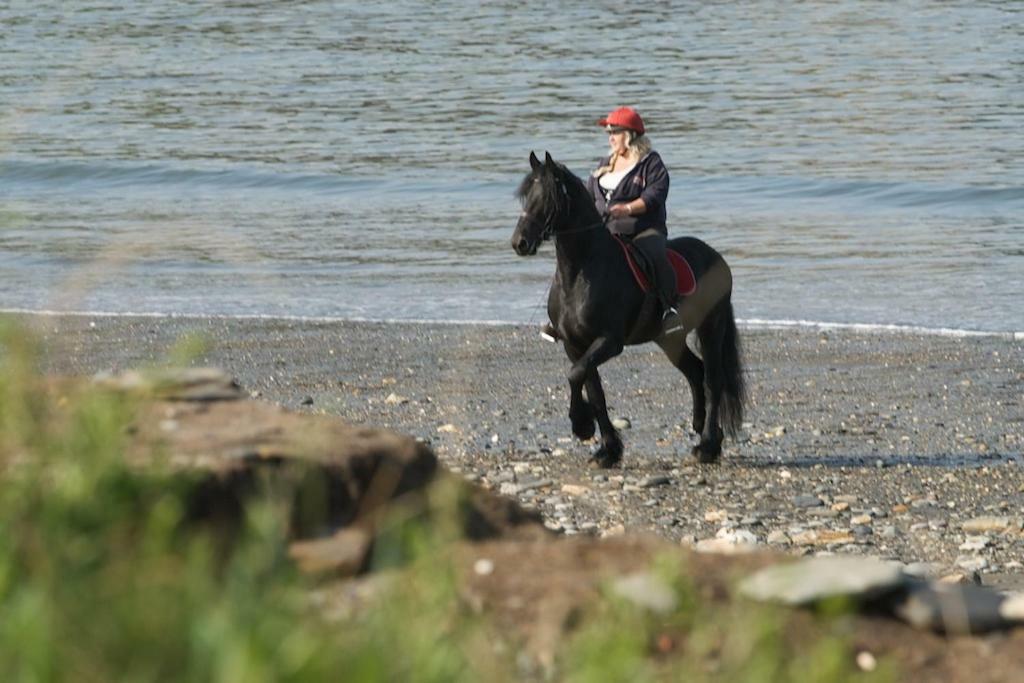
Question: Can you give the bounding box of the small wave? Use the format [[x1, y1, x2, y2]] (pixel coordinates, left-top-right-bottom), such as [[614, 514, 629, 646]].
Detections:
[[0, 158, 363, 195], [3, 307, 1021, 340], [0, 159, 508, 199], [685, 175, 1024, 213]]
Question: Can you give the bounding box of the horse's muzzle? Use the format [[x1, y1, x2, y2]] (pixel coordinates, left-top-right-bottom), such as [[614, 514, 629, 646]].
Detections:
[[512, 235, 538, 256]]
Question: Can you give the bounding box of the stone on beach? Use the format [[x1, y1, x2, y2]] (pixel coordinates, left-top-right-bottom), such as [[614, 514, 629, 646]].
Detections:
[[639, 475, 671, 488], [955, 556, 990, 573], [696, 528, 760, 555], [560, 484, 590, 497], [959, 536, 991, 552], [789, 529, 855, 546], [962, 516, 1018, 533], [739, 557, 907, 606]]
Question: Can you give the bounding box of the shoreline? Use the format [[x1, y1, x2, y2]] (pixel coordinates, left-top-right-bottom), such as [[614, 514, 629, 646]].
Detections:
[[11, 311, 1024, 587], [4, 307, 1022, 341]]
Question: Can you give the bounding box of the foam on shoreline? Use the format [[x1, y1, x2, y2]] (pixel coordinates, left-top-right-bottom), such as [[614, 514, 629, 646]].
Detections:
[[3, 307, 1022, 341]]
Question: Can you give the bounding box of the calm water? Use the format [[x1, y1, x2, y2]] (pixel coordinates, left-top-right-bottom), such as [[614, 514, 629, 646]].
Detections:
[[2, 1, 1022, 332]]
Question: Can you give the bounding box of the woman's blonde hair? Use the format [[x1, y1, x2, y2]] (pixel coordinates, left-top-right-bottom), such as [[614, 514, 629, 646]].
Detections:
[[593, 130, 652, 177]]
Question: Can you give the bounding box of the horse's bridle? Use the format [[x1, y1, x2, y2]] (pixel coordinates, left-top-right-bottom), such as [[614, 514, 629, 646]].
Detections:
[[524, 177, 604, 244]]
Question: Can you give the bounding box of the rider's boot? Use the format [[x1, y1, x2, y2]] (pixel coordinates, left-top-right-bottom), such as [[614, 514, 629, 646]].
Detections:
[[540, 322, 560, 343], [662, 301, 684, 335]]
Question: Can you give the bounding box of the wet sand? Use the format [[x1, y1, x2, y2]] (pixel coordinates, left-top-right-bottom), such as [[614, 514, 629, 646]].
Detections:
[[19, 313, 1024, 587]]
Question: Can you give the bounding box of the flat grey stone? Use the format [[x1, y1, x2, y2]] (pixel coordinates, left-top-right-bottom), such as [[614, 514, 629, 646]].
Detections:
[[792, 495, 823, 508], [639, 475, 671, 488], [959, 535, 991, 551], [739, 556, 908, 606], [956, 556, 989, 573]]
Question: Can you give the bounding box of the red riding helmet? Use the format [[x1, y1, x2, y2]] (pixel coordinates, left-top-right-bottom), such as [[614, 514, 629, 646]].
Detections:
[[597, 106, 646, 135]]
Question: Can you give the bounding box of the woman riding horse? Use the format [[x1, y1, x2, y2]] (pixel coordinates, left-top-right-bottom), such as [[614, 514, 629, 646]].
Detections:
[[513, 151, 745, 467], [543, 106, 680, 342]]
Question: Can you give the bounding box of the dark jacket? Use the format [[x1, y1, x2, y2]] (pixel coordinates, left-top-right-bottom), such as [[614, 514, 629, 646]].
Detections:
[[584, 151, 670, 236]]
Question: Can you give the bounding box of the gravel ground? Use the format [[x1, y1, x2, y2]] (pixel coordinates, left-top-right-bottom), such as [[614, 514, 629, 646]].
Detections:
[[23, 313, 1024, 588]]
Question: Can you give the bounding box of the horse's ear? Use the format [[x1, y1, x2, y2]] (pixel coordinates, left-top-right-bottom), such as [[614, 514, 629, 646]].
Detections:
[[544, 151, 554, 167], [529, 151, 541, 170]]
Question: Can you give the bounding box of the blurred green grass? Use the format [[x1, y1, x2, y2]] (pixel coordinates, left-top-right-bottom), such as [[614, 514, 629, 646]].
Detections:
[[0, 317, 895, 682]]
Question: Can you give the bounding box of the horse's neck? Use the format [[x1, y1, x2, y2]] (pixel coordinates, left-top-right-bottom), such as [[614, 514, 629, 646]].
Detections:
[[554, 214, 608, 285]]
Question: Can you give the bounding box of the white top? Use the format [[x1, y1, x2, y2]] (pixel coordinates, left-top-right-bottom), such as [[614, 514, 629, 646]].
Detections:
[[598, 165, 634, 191], [598, 163, 636, 199]]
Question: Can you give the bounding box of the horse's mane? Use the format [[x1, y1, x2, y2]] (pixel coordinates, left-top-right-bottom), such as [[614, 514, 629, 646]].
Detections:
[[515, 158, 601, 225]]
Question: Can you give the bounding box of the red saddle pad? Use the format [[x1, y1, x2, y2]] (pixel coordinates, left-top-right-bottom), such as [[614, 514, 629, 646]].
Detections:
[[668, 249, 697, 296], [614, 235, 697, 297]]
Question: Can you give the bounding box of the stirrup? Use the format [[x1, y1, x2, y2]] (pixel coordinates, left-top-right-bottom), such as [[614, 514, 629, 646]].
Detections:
[[661, 306, 684, 335]]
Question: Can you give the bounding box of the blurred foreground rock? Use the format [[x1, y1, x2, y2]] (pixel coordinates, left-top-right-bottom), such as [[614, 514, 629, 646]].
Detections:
[[100, 367, 1024, 681], [102, 367, 545, 576]]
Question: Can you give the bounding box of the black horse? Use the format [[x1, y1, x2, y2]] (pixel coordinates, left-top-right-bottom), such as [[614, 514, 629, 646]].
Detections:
[[511, 151, 745, 467]]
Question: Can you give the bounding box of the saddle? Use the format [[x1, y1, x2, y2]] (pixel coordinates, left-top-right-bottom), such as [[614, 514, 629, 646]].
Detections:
[[613, 235, 696, 297]]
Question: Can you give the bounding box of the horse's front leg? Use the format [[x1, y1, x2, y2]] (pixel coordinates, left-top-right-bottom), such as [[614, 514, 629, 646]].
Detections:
[[565, 346, 596, 441], [584, 368, 622, 468], [567, 336, 624, 468]]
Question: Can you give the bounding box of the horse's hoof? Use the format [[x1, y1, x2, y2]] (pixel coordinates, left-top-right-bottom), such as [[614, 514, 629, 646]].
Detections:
[[588, 447, 622, 469], [572, 421, 596, 441], [691, 443, 721, 464], [588, 454, 620, 469], [570, 408, 596, 440]]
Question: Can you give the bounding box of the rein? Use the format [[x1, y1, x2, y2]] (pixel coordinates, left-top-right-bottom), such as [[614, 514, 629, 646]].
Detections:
[[543, 179, 606, 239], [552, 220, 605, 237]]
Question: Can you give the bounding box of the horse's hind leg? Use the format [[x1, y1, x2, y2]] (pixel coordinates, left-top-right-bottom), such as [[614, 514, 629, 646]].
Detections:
[[678, 259, 734, 464], [657, 333, 707, 435], [679, 345, 707, 435], [584, 369, 623, 468], [694, 317, 726, 464]]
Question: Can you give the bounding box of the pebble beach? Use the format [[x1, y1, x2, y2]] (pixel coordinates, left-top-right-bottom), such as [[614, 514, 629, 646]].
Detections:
[[23, 313, 1024, 589]]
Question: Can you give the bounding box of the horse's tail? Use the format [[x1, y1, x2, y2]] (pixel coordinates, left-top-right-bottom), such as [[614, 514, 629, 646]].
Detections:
[[716, 298, 746, 436]]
